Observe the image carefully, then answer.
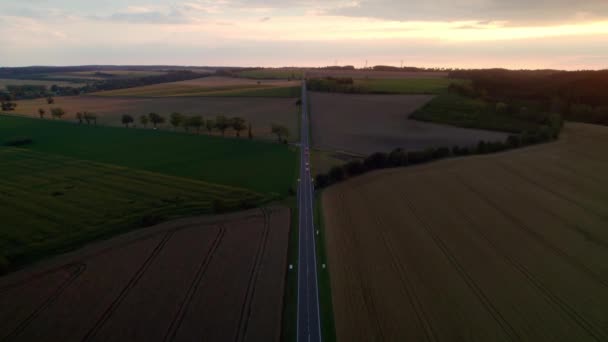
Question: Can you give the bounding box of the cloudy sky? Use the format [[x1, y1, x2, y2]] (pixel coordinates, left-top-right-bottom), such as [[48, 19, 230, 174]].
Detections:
[[1, 0, 607, 69]]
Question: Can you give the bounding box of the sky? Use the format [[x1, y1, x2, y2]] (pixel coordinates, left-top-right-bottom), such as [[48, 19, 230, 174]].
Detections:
[[0, 0, 607, 70]]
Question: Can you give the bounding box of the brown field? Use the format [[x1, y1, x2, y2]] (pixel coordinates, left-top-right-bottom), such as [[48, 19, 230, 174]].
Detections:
[[92, 76, 300, 97], [322, 122, 608, 341], [305, 69, 448, 79], [12, 95, 298, 140], [0, 206, 290, 342], [310, 92, 507, 155]]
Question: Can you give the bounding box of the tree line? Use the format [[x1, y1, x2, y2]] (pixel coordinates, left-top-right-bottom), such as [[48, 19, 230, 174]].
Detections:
[[315, 116, 563, 189], [449, 69, 608, 126], [0, 71, 205, 100]]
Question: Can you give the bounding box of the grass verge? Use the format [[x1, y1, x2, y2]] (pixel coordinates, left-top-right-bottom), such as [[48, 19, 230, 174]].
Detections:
[[314, 192, 337, 342]]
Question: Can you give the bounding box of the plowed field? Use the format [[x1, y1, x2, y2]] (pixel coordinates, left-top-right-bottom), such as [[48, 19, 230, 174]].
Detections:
[[322, 123, 608, 341], [0, 207, 290, 342]]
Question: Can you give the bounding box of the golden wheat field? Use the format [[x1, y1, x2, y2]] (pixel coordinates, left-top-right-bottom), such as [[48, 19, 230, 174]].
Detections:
[[322, 122, 608, 341]]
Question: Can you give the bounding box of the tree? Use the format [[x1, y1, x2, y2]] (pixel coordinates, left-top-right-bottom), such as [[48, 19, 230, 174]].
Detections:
[[271, 124, 289, 142], [496, 102, 507, 114], [148, 112, 165, 128], [84, 112, 97, 125], [215, 115, 230, 136], [205, 119, 215, 134], [76, 112, 83, 124], [1, 101, 17, 111], [231, 117, 246, 137], [122, 114, 134, 128], [38, 108, 45, 119], [50, 107, 66, 120], [46, 96, 54, 104], [248, 123, 253, 139], [140, 115, 149, 128], [170, 112, 183, 130], [187, 115, 203, 134]]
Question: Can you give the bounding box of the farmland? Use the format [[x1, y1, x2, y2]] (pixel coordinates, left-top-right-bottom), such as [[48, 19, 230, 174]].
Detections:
[[309, 92, 507, 155], [0, 115, 297, 195], [412, 93, 542, 133], [0, 148, 267, 271], [322, 122, 608, 341], [10, 95, 299, 141], [0, 206, 290, 342], [238, 68, 304, 80], [92, 76, 301, 97], [306, 69, 448, 79], [0, 79, 84, 90], [308, 78, 461, 95]]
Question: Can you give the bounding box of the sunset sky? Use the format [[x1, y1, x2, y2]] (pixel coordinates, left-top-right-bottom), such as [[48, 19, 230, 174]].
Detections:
[[1, 0, 607, 69]]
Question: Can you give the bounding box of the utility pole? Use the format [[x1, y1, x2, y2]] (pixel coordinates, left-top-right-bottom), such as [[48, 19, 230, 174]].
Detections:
[[401, 60, 404, 68]]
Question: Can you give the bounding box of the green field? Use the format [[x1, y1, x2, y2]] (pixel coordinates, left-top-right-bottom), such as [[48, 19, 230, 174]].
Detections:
[[238, 69, 304, 80], [411, 93, 540, 133], [0, 148, 267, 271], [0, 114, 298, 272], [355, 78, 461, 94], [0, 115, 297, 195], [308, 78, 463, 95]]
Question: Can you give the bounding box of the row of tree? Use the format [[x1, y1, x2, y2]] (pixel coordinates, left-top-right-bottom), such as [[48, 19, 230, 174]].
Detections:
[[315, 117, 563, 189], [121, 112, 290, 141]]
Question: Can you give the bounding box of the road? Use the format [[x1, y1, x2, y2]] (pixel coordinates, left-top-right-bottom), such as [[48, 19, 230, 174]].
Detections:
[[297, 80, 322, 342]]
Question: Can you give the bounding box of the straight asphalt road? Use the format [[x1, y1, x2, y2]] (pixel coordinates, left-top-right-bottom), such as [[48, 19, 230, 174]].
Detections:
[[297, 81, 322, 342]]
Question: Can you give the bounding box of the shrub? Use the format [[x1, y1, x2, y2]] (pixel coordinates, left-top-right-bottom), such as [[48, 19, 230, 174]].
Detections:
[[315, 174, 330, 188], [0, 255, 9, 275], [344, 160, 366, 176], [388, 148, 408, 167], [328, 166, 345, 183], [138, 214, 165, 227], [4, 136, 33, 147], [364, 152, 389, 170]]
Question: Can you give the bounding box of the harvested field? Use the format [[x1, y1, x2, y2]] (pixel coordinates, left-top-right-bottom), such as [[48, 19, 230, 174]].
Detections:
[[306, 69, 448, 79], [93, 76, 300, 97], [0, 207, 290, 342], [309, 92, 507, 155], [11, 95, 298, 140], [322, 122, 608, 341]]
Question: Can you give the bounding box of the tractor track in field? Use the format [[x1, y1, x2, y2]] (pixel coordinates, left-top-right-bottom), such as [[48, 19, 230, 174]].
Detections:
[[481, 163, 608, 251], [399, 194, 522, 342], [81, 229, 176, 342], [497, 161, 608, 223], [455, 171, 608, 289], [336, 192, 385, 341], [234, 207, 271, 342], [163, 224, 226, 342], [425, 175, 605, 341], [352, 188, 437, 342], [1, 263, 86, 342]]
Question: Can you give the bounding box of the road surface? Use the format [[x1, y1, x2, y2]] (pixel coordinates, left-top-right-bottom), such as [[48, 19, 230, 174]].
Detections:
[[297, 81, 322, 342]]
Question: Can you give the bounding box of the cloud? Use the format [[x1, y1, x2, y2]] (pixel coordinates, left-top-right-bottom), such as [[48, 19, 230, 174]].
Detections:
[[260, 17, 271, 22], [327, 0, 608, 24]]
